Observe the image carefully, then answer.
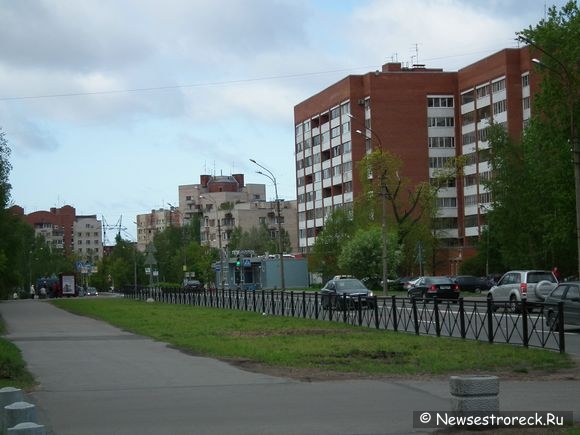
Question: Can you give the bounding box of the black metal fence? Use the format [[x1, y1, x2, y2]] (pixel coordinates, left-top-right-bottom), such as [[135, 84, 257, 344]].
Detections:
[[123, 287, 566, 353]]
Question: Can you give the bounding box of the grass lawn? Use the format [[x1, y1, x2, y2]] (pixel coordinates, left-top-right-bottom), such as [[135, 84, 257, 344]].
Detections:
[[0, 319, 35, 390], [47, 297, 575, 379]]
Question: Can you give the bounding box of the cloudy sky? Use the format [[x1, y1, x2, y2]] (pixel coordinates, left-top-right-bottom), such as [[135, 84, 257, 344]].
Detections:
[[0, 0, 567, 240]]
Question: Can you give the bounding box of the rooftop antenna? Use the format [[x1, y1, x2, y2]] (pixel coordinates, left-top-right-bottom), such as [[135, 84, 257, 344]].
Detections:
[[411, 43, 420, 65]]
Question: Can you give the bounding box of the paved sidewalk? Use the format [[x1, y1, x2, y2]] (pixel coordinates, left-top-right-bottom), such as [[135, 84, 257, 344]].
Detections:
[[0, 299, 578, 435]]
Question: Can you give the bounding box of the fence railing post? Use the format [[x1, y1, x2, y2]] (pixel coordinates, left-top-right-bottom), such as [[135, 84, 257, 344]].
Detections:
[[434, 298, 441, 337], [558, 301, 566, 353], [521, 298, 529, 348], [486, 294, 494, 344], [459, 298, 466, 339], [314, 292, 319, 320], [391, 295, 398, 331], [412, 297, 419, 335]]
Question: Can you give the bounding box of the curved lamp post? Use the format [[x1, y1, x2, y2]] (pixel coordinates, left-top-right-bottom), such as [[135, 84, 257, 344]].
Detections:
[[519, 35, 580, 278], [200, 194, 224, 290], [249, 158, 286, 291], [349, 114, 389, 295]]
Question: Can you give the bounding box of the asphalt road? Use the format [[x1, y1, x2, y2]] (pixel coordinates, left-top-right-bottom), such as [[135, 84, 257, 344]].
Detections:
[[1, 299, 579, 435]]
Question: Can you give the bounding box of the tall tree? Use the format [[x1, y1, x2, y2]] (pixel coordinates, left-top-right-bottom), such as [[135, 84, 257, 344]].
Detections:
[[309, 208, 355, 281], [484, 1, 580, 275]]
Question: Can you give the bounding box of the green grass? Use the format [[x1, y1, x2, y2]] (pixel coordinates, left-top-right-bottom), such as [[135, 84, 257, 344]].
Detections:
[[50, 298, 575, 377], [0, 318, 36, 390]]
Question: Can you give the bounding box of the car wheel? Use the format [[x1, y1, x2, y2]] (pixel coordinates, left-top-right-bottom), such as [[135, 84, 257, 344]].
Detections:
[[509, 295, 520, 314], [474, 287, 482, 294]]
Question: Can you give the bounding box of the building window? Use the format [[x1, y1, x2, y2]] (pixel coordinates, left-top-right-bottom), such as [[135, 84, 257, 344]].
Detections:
[[522, 73, 530, 87], [476, 85, 490, 99], [428, 117, 454, 127], [427, 97, 454, 107], [492, 78, 506, 93], [461, 90, 475, 105], [493, 99, 507, 115], [523, 96, 531, 110], [429, 156, 452, 169], [331, 107, 341, 119], [462, 132, 476, 145], [428, 137, 455, 148], [436, 197, 457, 208]]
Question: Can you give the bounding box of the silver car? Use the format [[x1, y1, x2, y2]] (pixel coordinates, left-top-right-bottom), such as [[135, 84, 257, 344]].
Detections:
[[544, 282, 580, 331], [488, 270, 558, 312]]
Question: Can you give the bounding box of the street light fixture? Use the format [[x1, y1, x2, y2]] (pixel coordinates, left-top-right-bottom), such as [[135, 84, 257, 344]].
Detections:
[[518, 34, 580, 278], [478, 204, 490, 277], [349, 114, 389, 295], [199, 194, 225, 290], [249, 158, 286, 291]]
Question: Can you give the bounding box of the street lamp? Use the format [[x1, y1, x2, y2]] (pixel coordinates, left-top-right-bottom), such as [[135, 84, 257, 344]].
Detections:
[[519, 35, 580, 278], [348, 114, 389, 295], [200, 194, 225, 290], [479, 204, 490, 277], [249, 158, 286, 291]]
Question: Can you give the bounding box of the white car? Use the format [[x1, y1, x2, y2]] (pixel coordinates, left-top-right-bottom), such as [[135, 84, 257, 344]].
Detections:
[[488, 270, 558, 312]]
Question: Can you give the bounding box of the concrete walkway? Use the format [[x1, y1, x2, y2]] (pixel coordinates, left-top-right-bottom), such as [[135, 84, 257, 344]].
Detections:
[[0, 299, 578, 435]]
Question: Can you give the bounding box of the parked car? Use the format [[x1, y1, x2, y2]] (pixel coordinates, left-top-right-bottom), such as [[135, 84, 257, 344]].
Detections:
[[182, 279, 203, 292], [390, 276, 416, 292], [320, 277, 375, 310], [452, 275, 492, 293], [407, 276, 460, 300], [488, 270, 558, 312], [544, 282, 580, 331], [85, 287, 99, 296]]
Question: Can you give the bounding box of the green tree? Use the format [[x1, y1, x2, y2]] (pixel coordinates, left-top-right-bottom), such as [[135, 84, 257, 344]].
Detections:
[[337, 226, 401, 290], [228, 223, 290, 255], [95, 234, 145, 290], [309, 208, 355, 281], [514, 2, 580, 276]]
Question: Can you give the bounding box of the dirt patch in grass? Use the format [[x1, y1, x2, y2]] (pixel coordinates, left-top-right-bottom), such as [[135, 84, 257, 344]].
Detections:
[[225, 355, 580, 383], [228, 328, 358, 337]]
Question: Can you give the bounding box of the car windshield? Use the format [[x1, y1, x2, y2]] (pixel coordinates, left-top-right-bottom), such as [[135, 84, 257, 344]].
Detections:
[[335, 279, 367, 293]]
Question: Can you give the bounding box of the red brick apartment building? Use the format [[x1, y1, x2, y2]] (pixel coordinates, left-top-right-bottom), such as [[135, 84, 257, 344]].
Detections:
[[294, 47, 538, 274]]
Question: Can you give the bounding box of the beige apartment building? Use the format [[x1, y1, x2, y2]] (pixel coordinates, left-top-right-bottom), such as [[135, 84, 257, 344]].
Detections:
[[136, 173, 298, 255]]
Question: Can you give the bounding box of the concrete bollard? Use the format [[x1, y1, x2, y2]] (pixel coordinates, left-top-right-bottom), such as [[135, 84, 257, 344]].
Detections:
[[0, 387, 24, 434], [7, 422, 46, 435], [450, 375, 499, 413], [4, 402, 37, 432]]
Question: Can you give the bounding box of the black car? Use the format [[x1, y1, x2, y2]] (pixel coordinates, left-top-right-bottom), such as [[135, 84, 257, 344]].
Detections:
[[544, 282, 580, 331], [453, 275, 492, 293], [407, 276, 460, 300], [320, 278, 375, 310]]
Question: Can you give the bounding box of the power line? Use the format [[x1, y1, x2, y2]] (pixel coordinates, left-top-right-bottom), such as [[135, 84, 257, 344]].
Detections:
[[0, 45, 515, 103], [0, 66, 375, 102]]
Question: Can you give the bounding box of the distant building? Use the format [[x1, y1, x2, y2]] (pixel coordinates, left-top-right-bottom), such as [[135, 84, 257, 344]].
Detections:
[[73, 215, 103, 263], [183, 174, 298, 255], [137, 172, 298, 258], [10, 205, 103, 261], [136, 208, 180, 252]]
